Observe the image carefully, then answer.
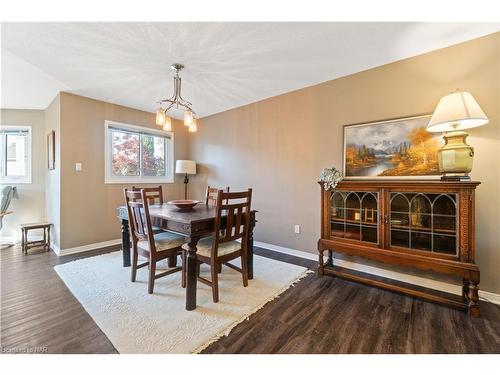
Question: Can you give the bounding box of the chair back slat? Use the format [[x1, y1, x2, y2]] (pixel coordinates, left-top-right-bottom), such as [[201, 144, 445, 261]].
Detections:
[[134, 206, 146, 237], [124, 188, 156, 252], [221, 202, 247, 211], [234, 206, 243, 238], [222, 191, 251, 200], [225, 207, 234, 240], [213, 189, 252, 255], [132, 185, 163, 205], [206, 186, 230, 206]]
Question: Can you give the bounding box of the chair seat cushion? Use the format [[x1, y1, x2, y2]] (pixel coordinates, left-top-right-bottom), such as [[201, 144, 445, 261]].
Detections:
[[182, 236, 241, 258], [138, 231, 185, 252], [151, 225, 163, 234]]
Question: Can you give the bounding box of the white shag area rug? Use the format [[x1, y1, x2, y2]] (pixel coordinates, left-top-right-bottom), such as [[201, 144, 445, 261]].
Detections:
[[54, 251, 309, 354]]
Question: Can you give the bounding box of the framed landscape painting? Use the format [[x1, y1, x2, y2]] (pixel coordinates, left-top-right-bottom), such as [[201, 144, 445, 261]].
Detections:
[[343, 114, 442, 179]]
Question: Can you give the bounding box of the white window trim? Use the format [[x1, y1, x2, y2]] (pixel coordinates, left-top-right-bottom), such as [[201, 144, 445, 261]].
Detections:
[[104, 120, 174, 184], [0, 125, 32, 184]]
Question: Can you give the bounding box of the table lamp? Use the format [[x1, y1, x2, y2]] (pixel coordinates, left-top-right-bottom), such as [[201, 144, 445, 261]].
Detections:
[[427, 90, 489, 181], [175, 160, 196, 199]]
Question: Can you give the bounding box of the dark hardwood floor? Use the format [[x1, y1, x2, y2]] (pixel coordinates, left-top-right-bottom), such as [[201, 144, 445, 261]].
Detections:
[[1, 244, 499, 354], [1, 244, 119, 354]]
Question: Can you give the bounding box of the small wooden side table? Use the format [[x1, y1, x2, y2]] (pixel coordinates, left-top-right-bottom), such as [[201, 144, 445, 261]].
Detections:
[[20, 223, 51, 254]]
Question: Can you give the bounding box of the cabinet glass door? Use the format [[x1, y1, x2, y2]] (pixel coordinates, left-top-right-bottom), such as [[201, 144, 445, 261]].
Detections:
[[389, 192, 457, 255], [330, 191, 379, 244]]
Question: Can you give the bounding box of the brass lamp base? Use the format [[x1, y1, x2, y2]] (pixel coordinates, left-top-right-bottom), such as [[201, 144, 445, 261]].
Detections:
[[438, 130, 474, 181]]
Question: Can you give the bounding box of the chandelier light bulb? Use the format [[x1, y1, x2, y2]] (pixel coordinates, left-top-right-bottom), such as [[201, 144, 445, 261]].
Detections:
[[155, 108, 166, 126], [163, 116, 172, 132], [184, 110, 194, 127], [188, 118, 197, 133]]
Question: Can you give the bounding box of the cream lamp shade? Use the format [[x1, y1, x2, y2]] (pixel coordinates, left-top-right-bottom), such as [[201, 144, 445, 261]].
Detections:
[[427, 90, 488, 180], [175, 160, 196, 175], [427, 91, 489, 132]]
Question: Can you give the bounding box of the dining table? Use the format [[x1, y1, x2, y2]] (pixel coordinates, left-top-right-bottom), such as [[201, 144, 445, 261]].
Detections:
[[117, 204, 257, 311]]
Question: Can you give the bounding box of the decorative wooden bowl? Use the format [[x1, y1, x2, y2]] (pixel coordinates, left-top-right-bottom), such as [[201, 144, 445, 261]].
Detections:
[[167, 200, 201, 210]]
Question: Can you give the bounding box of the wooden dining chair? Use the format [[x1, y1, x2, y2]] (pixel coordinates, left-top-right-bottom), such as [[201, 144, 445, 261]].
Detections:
[[205, 186, 230, 206], [132, 185, 166, 234], [124, 188, 185, 294], [182, 188, 252, 302], [132, 185, 163, 204]]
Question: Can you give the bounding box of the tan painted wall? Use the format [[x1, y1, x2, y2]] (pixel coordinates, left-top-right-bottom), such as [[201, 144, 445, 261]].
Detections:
[[58, 92, 189, 249], [189, 33, 500, 293], [0, 109, 46, 238]]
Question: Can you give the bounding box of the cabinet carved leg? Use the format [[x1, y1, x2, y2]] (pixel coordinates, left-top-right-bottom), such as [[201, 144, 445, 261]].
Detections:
[[466, 280, 480, 317], [462, 278, 469, 298], [326, 250, 334, 267], [318, 249, 324, 276]]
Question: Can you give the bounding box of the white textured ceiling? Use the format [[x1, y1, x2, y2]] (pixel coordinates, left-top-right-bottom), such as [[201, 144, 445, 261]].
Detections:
[[2, 22, 499, 118]]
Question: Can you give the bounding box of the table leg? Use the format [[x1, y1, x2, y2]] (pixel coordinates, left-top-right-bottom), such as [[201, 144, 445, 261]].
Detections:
[[121, 219, 131, 267], [47, 226, 51, 252], [185, 238, 199, 311], [21, 229, 25, 254], [247, 212, 256, 280]]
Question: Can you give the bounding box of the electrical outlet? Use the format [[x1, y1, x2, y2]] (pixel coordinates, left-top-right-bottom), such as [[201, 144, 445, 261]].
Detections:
[[294, 224, 301, 234], [75, 162, 82, 171]]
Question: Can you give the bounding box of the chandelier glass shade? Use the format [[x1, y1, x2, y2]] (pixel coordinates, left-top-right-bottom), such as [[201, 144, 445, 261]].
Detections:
[[188, 118, 197, 133], [184, 110, 194, 127], [155, 108, 166, 126], [155, 63, 197, 132], [162, 116, 172, 132]]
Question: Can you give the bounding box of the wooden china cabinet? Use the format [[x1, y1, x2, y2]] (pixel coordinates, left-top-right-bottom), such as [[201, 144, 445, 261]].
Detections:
[[317, 180, 481, 316]]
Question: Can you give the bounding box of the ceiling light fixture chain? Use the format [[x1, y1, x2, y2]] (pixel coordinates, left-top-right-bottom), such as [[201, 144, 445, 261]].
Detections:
[[155, 63, 197, 132]]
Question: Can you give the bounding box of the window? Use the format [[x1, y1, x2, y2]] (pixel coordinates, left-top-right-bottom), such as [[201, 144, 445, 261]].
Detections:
[[0, 126, 32, 184], [104, 121, 174, 184]]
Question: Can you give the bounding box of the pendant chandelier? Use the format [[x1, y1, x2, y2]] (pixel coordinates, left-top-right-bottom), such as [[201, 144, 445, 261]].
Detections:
[[155, 63, 197, 133]]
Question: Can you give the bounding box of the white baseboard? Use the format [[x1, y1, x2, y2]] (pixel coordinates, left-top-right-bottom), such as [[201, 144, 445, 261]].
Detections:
[[51, 243, 61, 255], [53, 239, 121, 256], [253, 240, 500, 306], [479, 290, 500, 305]]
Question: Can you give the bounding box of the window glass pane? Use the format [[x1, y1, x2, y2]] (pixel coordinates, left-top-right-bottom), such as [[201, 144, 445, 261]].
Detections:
[[111, 130, 140, 176], [141, 134, 166, 177], [107, 123, 172, 182], [6, 134, 27, 176]]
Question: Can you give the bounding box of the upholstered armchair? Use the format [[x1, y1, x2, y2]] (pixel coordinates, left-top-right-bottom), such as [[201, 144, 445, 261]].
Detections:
[[0, 186, 18, 248]]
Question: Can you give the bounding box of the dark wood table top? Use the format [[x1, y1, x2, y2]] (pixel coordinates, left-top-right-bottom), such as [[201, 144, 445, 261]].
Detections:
[[147, 204, 220, 224], [118, 203, 257, 224]]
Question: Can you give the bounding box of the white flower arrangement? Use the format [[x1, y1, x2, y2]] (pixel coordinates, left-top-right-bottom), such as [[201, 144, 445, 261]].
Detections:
[[319, 167, 343, 190]]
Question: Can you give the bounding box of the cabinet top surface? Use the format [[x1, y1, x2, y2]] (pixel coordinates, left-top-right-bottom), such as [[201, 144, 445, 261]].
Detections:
[[318, 179, 480, 189]]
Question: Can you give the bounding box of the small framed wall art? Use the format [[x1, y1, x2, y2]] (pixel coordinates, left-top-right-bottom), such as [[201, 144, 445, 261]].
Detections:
[[47, 130, 55, 170]]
